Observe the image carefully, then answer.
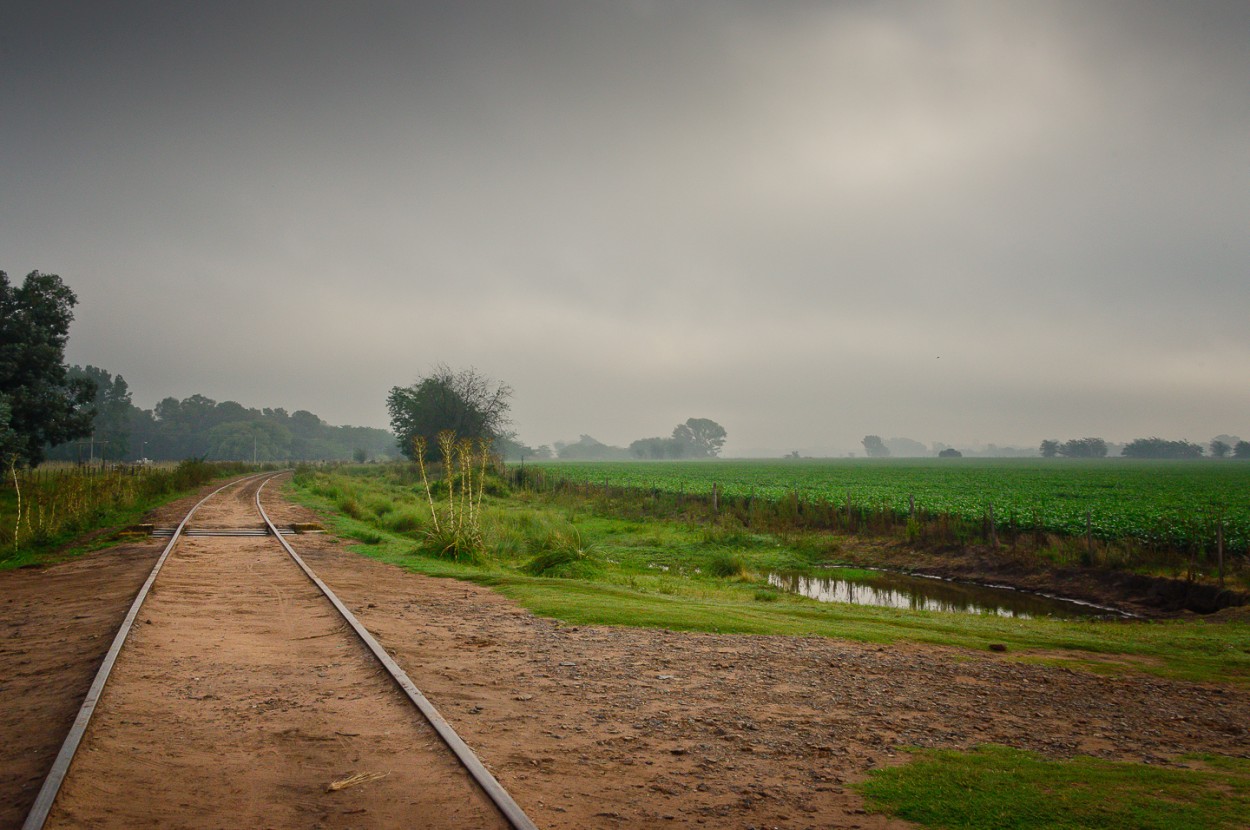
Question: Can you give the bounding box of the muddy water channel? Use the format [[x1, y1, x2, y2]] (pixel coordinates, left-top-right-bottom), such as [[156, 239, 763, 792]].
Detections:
[[768, 568, 1127, 619]]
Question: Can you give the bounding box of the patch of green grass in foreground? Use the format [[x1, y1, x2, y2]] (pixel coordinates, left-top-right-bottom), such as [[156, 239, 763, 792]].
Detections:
[[284, 469, 1250, 686], [857, 745, 1250, 830]]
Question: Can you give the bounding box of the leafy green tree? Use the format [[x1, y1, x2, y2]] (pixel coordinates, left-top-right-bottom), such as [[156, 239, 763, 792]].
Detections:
[[862, 435, 890, 458], [1039, 440, 1060, 458], [388, 365, 511, 460], [496, 436, 551, 461], [672, 418, 727, 458], [207, 420, 291, 461], [1060, 437, 1107, 458], [0, 394, 24, 470], [1121, 438, 1204, 459], [629, 436, 680, 459], [1210, 439, 1231, 458], [556, 435, 628, 460], [1233, 441, 1250, 460], [66, 365, 134, 460], [0, 270, 95, 466], [154, 394, 218, 458]]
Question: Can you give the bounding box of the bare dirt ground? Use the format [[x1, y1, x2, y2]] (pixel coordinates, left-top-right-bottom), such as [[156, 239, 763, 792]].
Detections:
[[3, 476, 1249, 829]]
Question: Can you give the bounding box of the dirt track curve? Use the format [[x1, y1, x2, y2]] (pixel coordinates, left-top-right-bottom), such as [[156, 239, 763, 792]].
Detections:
[[2, 476, 1248, 829]]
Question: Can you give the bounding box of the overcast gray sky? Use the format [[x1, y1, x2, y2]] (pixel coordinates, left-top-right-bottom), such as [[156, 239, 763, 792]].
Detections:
[[3, 1, 1247, 455]]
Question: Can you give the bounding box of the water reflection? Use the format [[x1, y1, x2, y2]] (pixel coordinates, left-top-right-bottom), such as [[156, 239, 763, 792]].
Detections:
[[768, 570, 1121, 619]]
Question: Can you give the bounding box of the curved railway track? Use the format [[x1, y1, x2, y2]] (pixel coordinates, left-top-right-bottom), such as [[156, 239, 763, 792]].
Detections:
[[22, 473, 538, 830]]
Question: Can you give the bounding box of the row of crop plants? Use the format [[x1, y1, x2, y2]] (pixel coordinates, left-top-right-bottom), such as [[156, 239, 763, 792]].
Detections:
[[511, 460, 1248, 577]]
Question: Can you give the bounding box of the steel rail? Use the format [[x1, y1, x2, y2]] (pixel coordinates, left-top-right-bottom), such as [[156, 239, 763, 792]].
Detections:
[[255, 476, 540, 830], [21, 472, 276, 830]]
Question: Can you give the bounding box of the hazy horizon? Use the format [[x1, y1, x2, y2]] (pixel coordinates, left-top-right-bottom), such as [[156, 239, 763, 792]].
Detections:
[[4, 2, 1247, 456]]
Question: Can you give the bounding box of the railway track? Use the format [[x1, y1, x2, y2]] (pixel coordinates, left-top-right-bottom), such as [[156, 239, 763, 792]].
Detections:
[[22, 473, 538, 830]]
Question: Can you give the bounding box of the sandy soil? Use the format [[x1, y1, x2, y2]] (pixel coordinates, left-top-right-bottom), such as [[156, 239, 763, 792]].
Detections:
[[6, 478, 506, 830], [3, 476, 1249, 830]]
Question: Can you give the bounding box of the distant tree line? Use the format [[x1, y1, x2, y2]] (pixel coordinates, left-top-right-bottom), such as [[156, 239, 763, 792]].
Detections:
[[628, 418, 727, 459], [42, 366, 398, 463], [1039, 437, 1109, 458], [1039, 436, 1248, 460], [385, 367, 730, 463], [860, 436, 1020, 459], [497, 419, 729, 462]]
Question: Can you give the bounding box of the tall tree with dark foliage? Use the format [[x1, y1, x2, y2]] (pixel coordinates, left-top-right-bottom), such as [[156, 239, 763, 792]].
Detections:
[[0, 271, 95, 466]]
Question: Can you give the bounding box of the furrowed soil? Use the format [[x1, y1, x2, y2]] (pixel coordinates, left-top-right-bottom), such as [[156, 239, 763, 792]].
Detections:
[[2, 477, 1248, 829]]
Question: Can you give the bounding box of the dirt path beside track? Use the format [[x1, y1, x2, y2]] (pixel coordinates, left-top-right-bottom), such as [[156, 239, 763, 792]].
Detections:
[[2, 478, 1248, 829], [5, 479, 506, 830]]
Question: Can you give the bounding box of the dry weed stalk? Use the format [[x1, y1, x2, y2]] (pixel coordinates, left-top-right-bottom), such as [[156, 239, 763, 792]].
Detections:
[[326, 771, 389, 792], [413, 431, 495, 560]]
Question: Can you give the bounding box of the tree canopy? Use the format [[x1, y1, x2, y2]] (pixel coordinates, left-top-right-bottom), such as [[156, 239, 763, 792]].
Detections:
[[387, 365, 512, 460], [0, 271, 95, 466], [672, 418, 727, 457], [862, 435, 890, 458], [42, 385, 397, 462], [65, 365, 133, 460], [628, 418, 728, 459], [1039, 438, 1108, 458], [1120, 438, 1204, 459]]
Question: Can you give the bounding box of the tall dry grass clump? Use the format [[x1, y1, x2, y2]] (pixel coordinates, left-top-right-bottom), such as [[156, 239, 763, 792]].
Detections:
[[2, 459, 230, 556], [413, 431, 493, 561]]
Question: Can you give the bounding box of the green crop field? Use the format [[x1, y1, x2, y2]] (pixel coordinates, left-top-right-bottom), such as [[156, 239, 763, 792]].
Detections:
[[521, 459, 1250, 553]]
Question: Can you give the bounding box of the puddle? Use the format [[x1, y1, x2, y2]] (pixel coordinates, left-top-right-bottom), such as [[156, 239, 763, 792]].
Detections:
[[768, 569, 1129, 619]]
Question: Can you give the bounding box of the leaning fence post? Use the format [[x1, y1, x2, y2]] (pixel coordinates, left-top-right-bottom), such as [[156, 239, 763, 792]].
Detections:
[[1086, 511, 1094, 561], [1218, 518, 1225, 586]]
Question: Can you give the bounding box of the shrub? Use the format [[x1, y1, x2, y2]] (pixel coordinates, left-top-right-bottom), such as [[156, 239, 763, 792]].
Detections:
[[706, 551, 748, 578], [522, 528, 600, 578], [337, 496, 364, 519], [384, 509, 424, 535]]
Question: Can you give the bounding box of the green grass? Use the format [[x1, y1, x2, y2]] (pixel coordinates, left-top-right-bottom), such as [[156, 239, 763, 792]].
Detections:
[[857, 745, 1250, 829], [286, 464, 1250, 827], [524, 458, 1250, 557], [1, 460, 260, 570], [285, 465, 1250, 685]]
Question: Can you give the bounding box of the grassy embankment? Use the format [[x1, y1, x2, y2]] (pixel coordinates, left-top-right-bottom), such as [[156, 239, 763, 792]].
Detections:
[[286, 464, 1249, 686], [0, 460, 260, 569], [290, 462, 1250, 829], [518, 458, 1250, 588]]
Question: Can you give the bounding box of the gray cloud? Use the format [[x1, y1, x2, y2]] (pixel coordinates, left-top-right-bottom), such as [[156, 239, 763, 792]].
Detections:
[[2, 1, 1246, 454]]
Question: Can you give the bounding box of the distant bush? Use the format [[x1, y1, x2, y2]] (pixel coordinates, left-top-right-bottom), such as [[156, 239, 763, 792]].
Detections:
[[522, 528, 599, 578], [1121, 438, 1204, 459], [706, 551, 748, 578]]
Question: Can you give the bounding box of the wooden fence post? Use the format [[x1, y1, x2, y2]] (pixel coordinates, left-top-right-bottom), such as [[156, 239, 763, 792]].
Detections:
[[1086, 511, 1094, 562], [1218, 518, 1225, 586]]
